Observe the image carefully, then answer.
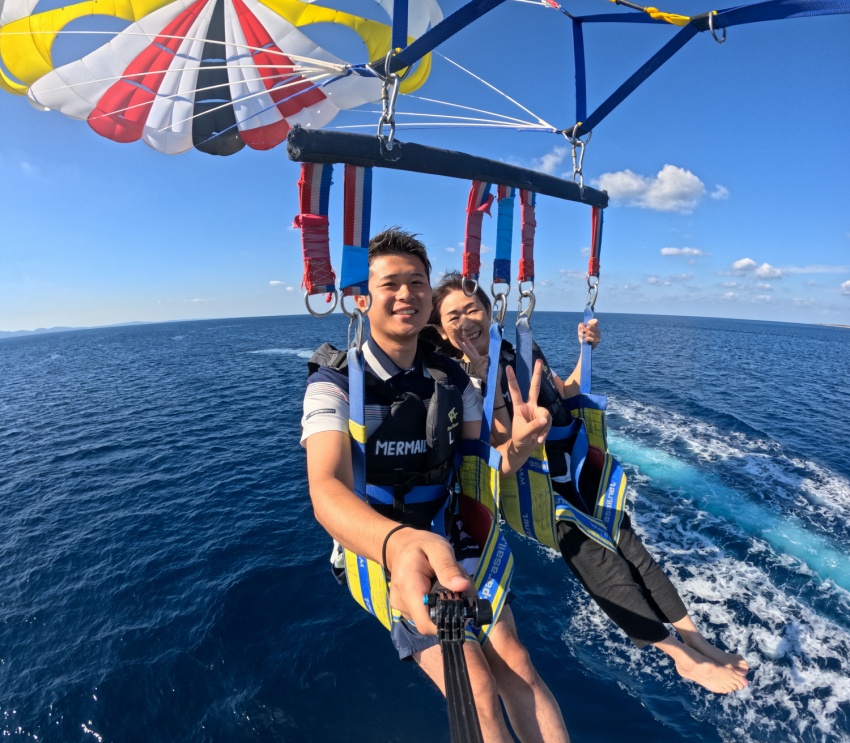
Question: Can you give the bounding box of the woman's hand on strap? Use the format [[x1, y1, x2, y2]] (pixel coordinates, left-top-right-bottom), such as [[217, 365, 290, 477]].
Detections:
[[578, 318, 600, 349]]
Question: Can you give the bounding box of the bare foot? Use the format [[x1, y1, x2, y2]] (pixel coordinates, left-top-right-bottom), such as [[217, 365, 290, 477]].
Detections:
[[675, 649, 750, 694], [681, 634, 750, 675]]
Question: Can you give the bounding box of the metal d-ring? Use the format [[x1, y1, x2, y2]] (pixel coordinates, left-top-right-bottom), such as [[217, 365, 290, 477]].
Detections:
[[305, 289, 338, 317], [708, 11, 726, 44], [341, 291, 371, 318], [462, 276, 479, 298]]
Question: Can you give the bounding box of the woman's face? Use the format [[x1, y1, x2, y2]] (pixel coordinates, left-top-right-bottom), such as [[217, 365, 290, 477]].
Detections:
[[437, 289, 491, 357]]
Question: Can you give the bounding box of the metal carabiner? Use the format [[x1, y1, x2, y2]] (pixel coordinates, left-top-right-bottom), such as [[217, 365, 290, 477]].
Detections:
[[517, 288, 536, 321], [348, 307, 365, 352], [304, 290, 338, 318], [585, 276, 599, 312], [492, 291, 508, 329]]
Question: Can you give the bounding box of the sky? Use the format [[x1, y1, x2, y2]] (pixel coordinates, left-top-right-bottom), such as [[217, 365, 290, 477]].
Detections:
[[1, 0, 849, 332]]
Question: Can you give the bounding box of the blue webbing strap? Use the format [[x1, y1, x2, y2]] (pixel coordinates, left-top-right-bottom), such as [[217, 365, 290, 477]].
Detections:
[[348, 346, 367, 499], [340, 165, 372, 296], [479, 322, 502, 445], [705, 0, 850, 28], [580, 23, 699, 134], [493, 186, 515, 285], [579, 306, 594, 395], [572, 19, 587, 125], [515, 316, 533, 400], [390, 0, 509, 73], [392, 0, 409, 50]]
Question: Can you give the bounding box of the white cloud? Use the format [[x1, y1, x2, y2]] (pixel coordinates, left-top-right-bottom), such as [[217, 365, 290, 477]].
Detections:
[[269, 280, 284, 286], [755, 263, 783, 279], [793, 298, 816, 307], [755, 282, 773, 291], [540, 279, 553, 287], [784, 264, 850, 274], [723, 281, 744, 289], [661, 247, 705, 257], [722, 292, 738, 301], [753, 295, 773, 303], [732, 257, 757, 272], [670, 273, 694, 283], [710, 185, 730, 200], [286, 286, 294, 292], [559, 269, 585, 280], [841, 280, 850, 296], [445, 247, 456, 253], [187, 298, 213, 304], [595, 164, 705, 213], [532, 146, 569, 176], [646, 276, 671, 286]]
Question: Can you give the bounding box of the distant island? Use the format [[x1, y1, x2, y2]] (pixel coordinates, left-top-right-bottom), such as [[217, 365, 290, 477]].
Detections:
[[0, 322, 150, 340]]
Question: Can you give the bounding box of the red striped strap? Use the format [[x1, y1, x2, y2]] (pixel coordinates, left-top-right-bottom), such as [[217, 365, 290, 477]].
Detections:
[[588, 205, 603, 278], [294, 163, 336, 296], [463, 180, 493, 282], [518, 189, 536, 283]]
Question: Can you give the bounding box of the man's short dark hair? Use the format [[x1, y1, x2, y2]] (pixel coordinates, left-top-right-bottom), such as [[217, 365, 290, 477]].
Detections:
[[369, 227, 432, 280]]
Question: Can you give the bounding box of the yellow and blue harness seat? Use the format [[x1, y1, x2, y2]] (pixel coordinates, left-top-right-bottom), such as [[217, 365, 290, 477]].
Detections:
[[498, 206, 627, 553]]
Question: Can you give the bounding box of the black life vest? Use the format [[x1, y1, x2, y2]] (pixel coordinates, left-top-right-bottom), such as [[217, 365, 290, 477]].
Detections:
[[308, 341, 465, 529]]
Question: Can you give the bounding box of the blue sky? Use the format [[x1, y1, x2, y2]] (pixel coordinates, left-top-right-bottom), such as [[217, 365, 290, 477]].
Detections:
[[1, 0, 848, 332]]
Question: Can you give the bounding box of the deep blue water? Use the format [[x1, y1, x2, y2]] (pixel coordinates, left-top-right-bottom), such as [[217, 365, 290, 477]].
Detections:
[[2, 313, 849, 743]]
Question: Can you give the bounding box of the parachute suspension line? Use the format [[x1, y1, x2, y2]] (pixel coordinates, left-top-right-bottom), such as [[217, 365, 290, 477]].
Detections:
[[462, 181, 495, 297], [294, 162, 338, 317], [436, 52, 557, 131], [395, 95, 548, 128]]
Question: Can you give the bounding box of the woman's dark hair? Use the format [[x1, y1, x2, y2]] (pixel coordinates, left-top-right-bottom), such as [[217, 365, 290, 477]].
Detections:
[[425, 271, 492, 358]]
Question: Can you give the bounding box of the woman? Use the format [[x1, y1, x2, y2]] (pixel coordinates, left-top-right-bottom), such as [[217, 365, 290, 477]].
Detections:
[[429, 272, 750, 694]]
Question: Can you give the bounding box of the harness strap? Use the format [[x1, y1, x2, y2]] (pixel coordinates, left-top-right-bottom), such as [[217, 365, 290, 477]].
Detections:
[[517, 190, 536, 283], [348, 346, 368, 500], [341, 164, 372, 297], [493, 186, 515, 286], [588, 205, 603, 279], [463, 180, 494, 284], [294, 163, 336, 296]]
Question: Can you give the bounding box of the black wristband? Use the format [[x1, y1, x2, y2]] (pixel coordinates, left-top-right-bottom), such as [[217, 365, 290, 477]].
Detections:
[[381, 524, 412, 576]]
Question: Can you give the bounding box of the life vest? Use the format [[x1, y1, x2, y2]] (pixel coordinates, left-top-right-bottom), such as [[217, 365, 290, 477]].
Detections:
[[308, 341, 463, 529]]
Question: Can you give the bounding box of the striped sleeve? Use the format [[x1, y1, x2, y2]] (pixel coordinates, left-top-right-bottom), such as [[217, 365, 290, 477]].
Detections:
[[301, 368, 350, 445]]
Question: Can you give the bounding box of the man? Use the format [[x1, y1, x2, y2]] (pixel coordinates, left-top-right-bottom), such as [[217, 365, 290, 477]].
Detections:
[[301, 228, 569, 742]]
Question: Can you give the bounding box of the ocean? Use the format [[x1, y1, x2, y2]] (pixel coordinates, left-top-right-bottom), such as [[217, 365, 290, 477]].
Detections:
[[1, 312, 848, 743]]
